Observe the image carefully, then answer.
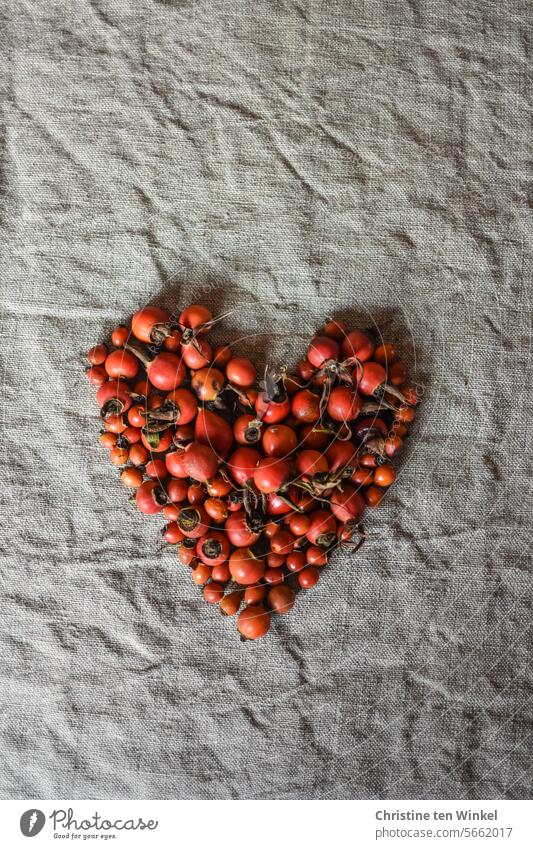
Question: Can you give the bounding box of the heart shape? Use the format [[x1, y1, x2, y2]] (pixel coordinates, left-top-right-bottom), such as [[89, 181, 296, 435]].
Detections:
[[85, 304, 419, 640]]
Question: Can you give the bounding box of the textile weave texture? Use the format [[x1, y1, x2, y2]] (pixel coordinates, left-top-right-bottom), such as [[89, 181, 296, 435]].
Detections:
[[1, 0, 532, 799]]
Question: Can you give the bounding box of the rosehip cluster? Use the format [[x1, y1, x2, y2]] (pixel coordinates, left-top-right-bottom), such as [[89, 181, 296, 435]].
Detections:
[[86, 308, 419, 640]]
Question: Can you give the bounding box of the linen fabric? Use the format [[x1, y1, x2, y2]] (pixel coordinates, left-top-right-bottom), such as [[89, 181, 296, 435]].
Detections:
[[1, 0, 532, 799]]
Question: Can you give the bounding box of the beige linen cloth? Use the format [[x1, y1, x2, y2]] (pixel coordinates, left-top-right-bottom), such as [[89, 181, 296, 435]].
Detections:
[[1, 1, 532, 798]]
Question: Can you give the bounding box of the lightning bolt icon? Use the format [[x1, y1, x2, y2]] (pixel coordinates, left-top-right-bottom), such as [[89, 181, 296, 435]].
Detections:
[[28, 812, 38, 834]]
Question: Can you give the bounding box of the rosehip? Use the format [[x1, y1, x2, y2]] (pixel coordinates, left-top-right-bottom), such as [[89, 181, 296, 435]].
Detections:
[[145, 457, 168, 480], [390, 361, 407, 385], [127, 404, 146, 428], [255, 391, 291, 424], [374, 343, 397, 366], [373, 464, 396, 487], [264, 568, 284, 585], [131, 305, 170, 344], [229, 548, 265, 585], [191, 563, 212, 586], [196, 531, 230, 566], [167, 478, 187, 504], [266, 552, 285, 569], [237, 604, 270, 639], [165, 388, 198, 425], [327, 386, 362, 422], [262, 424, 297, 457], [270, 530, 295, 555], [141, 428, 173, 454], [105, 349, 139, 380], [195, 409, 234, 459], [244, 585, 266, 605], [204, 497, 228, 523], [341, 330, 374, 362], [120, 467, 143, 488], [323, 318, 347, 341], [354, 417, 389, 440], [86, 365, 107, 386], [354, 361, 388, 396], [163, 329, 182, 351], [291, 389, 321, 423], [297, 358, 316, 381], [191, 367, 225, 402], [179, 304, 212, 335], [289, 514, 311, 537], [165, 449, 188, 478], [183, 442, 219, 482], [177, 505, 209, 538], [365, 485, 385, 507], [325, 440, 358, 473], [299, 424, 331, 451], [227, 446, 262, 485], [99, 432, 117, 449], [295, 450, 329, 477], [267, 585, 295, 614], [286, 551, 306, 572], [163, 522, 185, 544], [104, 414, 127, 434], [136, 480, 166, 514], [187, 483, 206, 505], [211, 562, 231, 583], [224, 512, 260, 548], [87, 344, 107, 365], [307, 335, 340, 368], [233, 415, 261, 446], [96, 380, 132, 416], [128, 443, 149, 466], [207, 477, 233, 498], [109, 327, 128, 349], [330, 485, 365, 522], [298, 566, 320, 589], [306, 546, 328, 566], [203, 582, 225, 604], [226, 357, 256, 387], [306, 510, 337, 547], [146, 352, 186, 392], [213, 344, 232, 368], [220, 590, 241, 616], [181, 338, 212, 370], [253, 457, 290, 494]]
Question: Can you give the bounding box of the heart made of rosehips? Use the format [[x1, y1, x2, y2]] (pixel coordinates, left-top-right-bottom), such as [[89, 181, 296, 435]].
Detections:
[[87, 305, 419, 639]]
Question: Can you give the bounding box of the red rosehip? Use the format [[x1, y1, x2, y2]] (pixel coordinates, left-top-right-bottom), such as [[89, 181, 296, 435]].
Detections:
[[104, 349, 139, 380], [224, 512, 260, 548], [327, 386, 362, 422], [330, 485, 365, 522], [341, 330, 374, 362], [194, 409, 234, 459], [267, 585, 295, 614], [229, 548, 265, 586], [307, 335, 340, 368], [136, 480, 166, 514], [298, 566, 320, 589], [196, 531, 230, 566], [131, 305, 170, 344], [295, 449, 329, 477], [237, 604, 271, 639], [291, 389, 321, 423], [253, 457, 290, 494], [306, 510, 337, 547], [227, 446, 262, 485], [226, 357, 256, 387], [183, 442, 219, 482]]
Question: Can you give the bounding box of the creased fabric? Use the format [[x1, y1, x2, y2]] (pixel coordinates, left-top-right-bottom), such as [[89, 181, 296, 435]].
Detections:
[[1, 0, 532, 800]]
